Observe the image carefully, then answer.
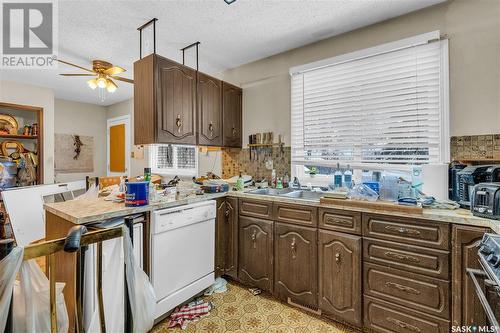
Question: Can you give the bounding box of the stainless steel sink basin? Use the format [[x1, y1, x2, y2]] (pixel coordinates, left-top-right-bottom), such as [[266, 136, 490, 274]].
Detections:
[[280, 190, 324, 201], [247, 188, 295, 196]]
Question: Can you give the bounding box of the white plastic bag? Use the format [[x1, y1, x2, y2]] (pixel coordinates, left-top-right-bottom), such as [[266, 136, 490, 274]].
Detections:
[[75, 183, 99, 200], [0, 246, 23, 333], [87, 238, 125, 332], [13, 260, 69, 333], [123, 225, 156, 333]]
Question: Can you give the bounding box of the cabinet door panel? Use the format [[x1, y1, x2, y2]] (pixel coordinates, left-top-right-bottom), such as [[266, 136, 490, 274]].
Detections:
[[222, 82, 242, 148], [238, 216, 273, 291], [157, 57, 196, 144], [275, 223, 317, 307], [319, 230, 362, 327], [451, 225, 489, 327], [198, 73, 222, 146], [224, 197, 239, 278]]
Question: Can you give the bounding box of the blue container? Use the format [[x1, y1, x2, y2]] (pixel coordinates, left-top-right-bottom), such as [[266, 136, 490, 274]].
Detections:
[[363, 181, 380, 194], [125, 181, 149, 206]]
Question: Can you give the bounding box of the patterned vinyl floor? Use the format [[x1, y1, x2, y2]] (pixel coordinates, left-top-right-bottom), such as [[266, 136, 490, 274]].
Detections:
[[151, 282, 359, 333]]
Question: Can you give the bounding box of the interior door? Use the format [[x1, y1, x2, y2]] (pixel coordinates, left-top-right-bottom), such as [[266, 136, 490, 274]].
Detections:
[[107, 116, 130, 176]]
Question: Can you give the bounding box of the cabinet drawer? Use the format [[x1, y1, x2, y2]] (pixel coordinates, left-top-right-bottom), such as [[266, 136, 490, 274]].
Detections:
[[362, 213, 450, 250], [273, 203, 317, 227], [319, 208, 361, 235], [364, 296, 450, 333], [363, 238, 449, 279], [239, 199, 273, 220], [364, 263, 450, 319]]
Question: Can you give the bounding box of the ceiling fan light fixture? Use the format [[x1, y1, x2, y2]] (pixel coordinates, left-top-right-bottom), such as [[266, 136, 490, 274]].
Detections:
[[97, 76, 107, 89], [87, 78, 98, 90], [106, 79, 117, 93]]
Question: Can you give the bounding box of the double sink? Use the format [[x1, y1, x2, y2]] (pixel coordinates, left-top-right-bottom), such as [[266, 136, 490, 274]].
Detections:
[[247, 187, 324, 201]]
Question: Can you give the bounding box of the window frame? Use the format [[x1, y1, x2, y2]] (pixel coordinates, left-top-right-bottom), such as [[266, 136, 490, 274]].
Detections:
[[289, 31, 449, 183], [148, 144, 198, 177]]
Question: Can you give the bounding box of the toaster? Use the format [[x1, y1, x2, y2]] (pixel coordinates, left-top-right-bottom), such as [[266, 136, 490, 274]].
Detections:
[[457, 165, 492, 207], [485, 165, 500, 182], [471, 183, 500, 220]]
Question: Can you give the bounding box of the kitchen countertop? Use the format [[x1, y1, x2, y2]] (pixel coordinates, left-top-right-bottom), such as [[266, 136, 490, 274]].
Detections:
[[44, 189, 500, 233]]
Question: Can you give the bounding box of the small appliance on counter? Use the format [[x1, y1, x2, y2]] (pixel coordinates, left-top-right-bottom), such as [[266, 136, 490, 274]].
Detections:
[[470, 182, 500, 219], [457, 165, 492, 207], [486, 165, 500, 182], [449, 163, 466, 201]]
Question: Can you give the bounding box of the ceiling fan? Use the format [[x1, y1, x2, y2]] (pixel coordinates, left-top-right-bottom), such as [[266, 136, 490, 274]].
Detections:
[[58, 59, 133, 93]]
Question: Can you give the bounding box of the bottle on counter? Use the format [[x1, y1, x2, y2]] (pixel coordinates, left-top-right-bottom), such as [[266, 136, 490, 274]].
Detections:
[[343, 164, 353, 189], [334, 163, 343, 189], [236, 172, 244, 191], [271, 169, 277, 188], [283, 172, 290, 188], [144, 167, 151, 181], [276, 178, 283, 189]]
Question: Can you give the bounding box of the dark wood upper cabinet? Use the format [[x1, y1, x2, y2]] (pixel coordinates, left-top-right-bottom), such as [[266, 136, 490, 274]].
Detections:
[[451, 225, 489, 327], [222, 82, 242, 148], [134, 54, 241, 147], [319, 229, 362, 327], [134, 54, 197, 145], [274, 222, 317, 308], [238, 216, 273, 292], [197, 72, 222, 146]]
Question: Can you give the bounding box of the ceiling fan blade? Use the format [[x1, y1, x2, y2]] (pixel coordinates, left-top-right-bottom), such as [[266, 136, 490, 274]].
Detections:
[[60, 73, 95, 76], [111, 75, 134, 84], [104, 66, 126, 75], [57, 59, 95, 73]]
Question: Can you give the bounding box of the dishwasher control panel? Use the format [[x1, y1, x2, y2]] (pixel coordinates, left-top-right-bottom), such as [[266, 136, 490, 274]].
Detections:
[[152, 200, 216, 234]]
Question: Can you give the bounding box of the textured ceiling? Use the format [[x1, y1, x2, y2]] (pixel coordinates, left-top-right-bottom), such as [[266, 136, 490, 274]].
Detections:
[[0, 0, 445, 106]]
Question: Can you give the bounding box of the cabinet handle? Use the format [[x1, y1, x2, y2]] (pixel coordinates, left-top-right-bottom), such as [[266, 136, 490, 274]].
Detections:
[[225, 209, 230, 218], [384, 251, 420, 263], [251, 230, 257, 249], [291, 237, 297, 259], [386, 317, 421, 332], [385, 281, 421, 295], [209, 122, 214, 133], [176, 115, 182, 133], [335, 253, 341, 263], [326, 216, 351, 226], [232, 127, 237, 136], [384, 225, 421, 236]]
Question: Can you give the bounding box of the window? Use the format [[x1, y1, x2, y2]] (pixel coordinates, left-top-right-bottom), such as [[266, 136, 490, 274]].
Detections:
[[290, 31, 449, 179], [149, 144, 198, 176]]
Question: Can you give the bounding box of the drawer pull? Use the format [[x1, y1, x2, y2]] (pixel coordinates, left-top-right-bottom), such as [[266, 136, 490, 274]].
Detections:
[[385, 281, 421, 295], [326, 216, 351, 226], [251, 230, 257, 249], [384, 225, 421, 236], [387, 317, 421, 332], [291, 237, 297, 259], [384, 251, 420, 263]]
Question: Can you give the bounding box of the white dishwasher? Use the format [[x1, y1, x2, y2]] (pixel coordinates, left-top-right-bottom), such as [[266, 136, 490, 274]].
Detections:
[[151, 200, 216, 319]]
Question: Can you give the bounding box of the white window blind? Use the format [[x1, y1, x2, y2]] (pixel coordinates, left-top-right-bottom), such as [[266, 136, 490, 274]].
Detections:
[[150, 144, 198, 176], [291, 32, 449, 171]]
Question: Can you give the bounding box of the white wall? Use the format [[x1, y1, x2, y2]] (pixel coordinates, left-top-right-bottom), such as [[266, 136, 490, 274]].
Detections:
[[54, 99, 107, 182], [0, 80, 55, 183], [220, 0, 500, 145]]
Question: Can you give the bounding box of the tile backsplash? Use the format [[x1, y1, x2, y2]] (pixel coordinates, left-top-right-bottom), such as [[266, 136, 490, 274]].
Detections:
[[222, 147, 291, 180], [451, 134, 500, 161]]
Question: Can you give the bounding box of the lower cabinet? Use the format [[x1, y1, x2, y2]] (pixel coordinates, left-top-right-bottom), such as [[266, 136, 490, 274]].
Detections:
[[274, 222, 317, 308], [238, 216, 274, 292], [319, 230, 362, 327], [215, 197, 238, 279], [451, 225, 490, 327]]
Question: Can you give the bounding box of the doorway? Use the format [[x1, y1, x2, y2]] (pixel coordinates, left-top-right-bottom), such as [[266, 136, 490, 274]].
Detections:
[[107, 115, 130, 176]]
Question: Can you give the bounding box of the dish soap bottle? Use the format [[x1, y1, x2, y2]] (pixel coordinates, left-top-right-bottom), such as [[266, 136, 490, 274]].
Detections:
[[334, 163, 343, 189], [271, 169, 277, 188], [343, 164, 353, 189], [236, 172, 244, 191], [276, 177, 283, 189]]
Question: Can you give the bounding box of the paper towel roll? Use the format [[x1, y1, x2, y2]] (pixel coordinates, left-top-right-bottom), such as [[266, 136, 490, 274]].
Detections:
[[422, 164, 448, 200]]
